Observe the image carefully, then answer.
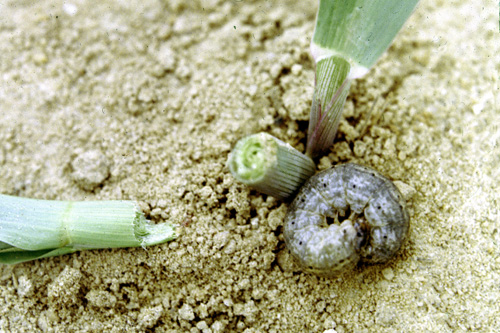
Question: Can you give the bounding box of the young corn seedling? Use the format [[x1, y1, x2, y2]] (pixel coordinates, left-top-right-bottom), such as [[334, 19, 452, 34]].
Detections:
[[307, 0, 419, 157], [0, 194, 177, 264], [229, 0, 419, 199]]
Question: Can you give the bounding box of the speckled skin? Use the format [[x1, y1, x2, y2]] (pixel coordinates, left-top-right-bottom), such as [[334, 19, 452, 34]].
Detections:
[[284, 163, 409, 276]]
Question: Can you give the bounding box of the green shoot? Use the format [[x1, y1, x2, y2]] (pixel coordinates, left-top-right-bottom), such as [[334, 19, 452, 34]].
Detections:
[[306, 56, 352, 157], [306, 0, 419, 157], [0, 194, 177, 264], [228, 132, 315, 201]]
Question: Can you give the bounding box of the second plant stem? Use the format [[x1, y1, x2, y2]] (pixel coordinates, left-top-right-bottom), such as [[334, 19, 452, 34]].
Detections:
[[306, 55, 351, 158]]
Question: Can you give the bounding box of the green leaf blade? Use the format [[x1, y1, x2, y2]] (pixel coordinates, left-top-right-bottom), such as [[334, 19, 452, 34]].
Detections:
[[312, 0, 419, 76], [0, 247, 77, 265]]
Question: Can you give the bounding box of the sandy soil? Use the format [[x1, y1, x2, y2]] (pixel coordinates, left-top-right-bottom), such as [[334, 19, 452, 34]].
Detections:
[[0, 0, 499, 332]]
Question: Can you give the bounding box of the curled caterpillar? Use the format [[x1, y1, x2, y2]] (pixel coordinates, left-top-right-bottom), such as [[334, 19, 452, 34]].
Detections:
[[284, 163, 409, 276]]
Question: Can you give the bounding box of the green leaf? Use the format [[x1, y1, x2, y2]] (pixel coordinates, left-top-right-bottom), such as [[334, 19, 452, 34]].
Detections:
[[0, 247, 76, 265], [312, 0, 419, 78]]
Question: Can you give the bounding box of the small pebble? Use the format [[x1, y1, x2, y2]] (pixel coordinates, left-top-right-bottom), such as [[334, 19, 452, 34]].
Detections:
[[178, 303, 195, 321], [381, 267, 395, 281], [291, 64, 302, 75], [71, 149, 110, 191]]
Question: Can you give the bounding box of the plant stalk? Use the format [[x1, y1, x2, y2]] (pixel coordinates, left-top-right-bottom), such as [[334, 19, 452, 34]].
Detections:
[[0, 194, 177, 264], [306, 0, 419, 157], [228, 132, 316, 200]]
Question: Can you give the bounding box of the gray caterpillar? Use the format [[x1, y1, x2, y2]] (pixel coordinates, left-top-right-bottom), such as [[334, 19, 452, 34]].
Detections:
[[284, 163, 409, 276]]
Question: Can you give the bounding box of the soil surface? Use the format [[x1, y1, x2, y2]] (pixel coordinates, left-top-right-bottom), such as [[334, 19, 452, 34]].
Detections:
[[1, 0, 499, 332]]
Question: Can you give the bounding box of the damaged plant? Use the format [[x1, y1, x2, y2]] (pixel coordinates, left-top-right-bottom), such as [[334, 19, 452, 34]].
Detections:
[[0, 194, 176, 264], [229, 0, 419, 199], [229, 0, 419, 276]]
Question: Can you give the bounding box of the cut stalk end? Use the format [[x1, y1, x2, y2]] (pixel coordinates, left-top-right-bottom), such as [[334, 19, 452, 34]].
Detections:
[[229, 132, 316, 200], [134, 208, 177, 247]]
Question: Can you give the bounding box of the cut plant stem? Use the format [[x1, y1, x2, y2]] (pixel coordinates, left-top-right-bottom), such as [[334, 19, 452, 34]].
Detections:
[[306, 0, 419, 157], [228, 132, 315, 201], [306, 55, 351, 157], [0, 194, 177, 264]]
